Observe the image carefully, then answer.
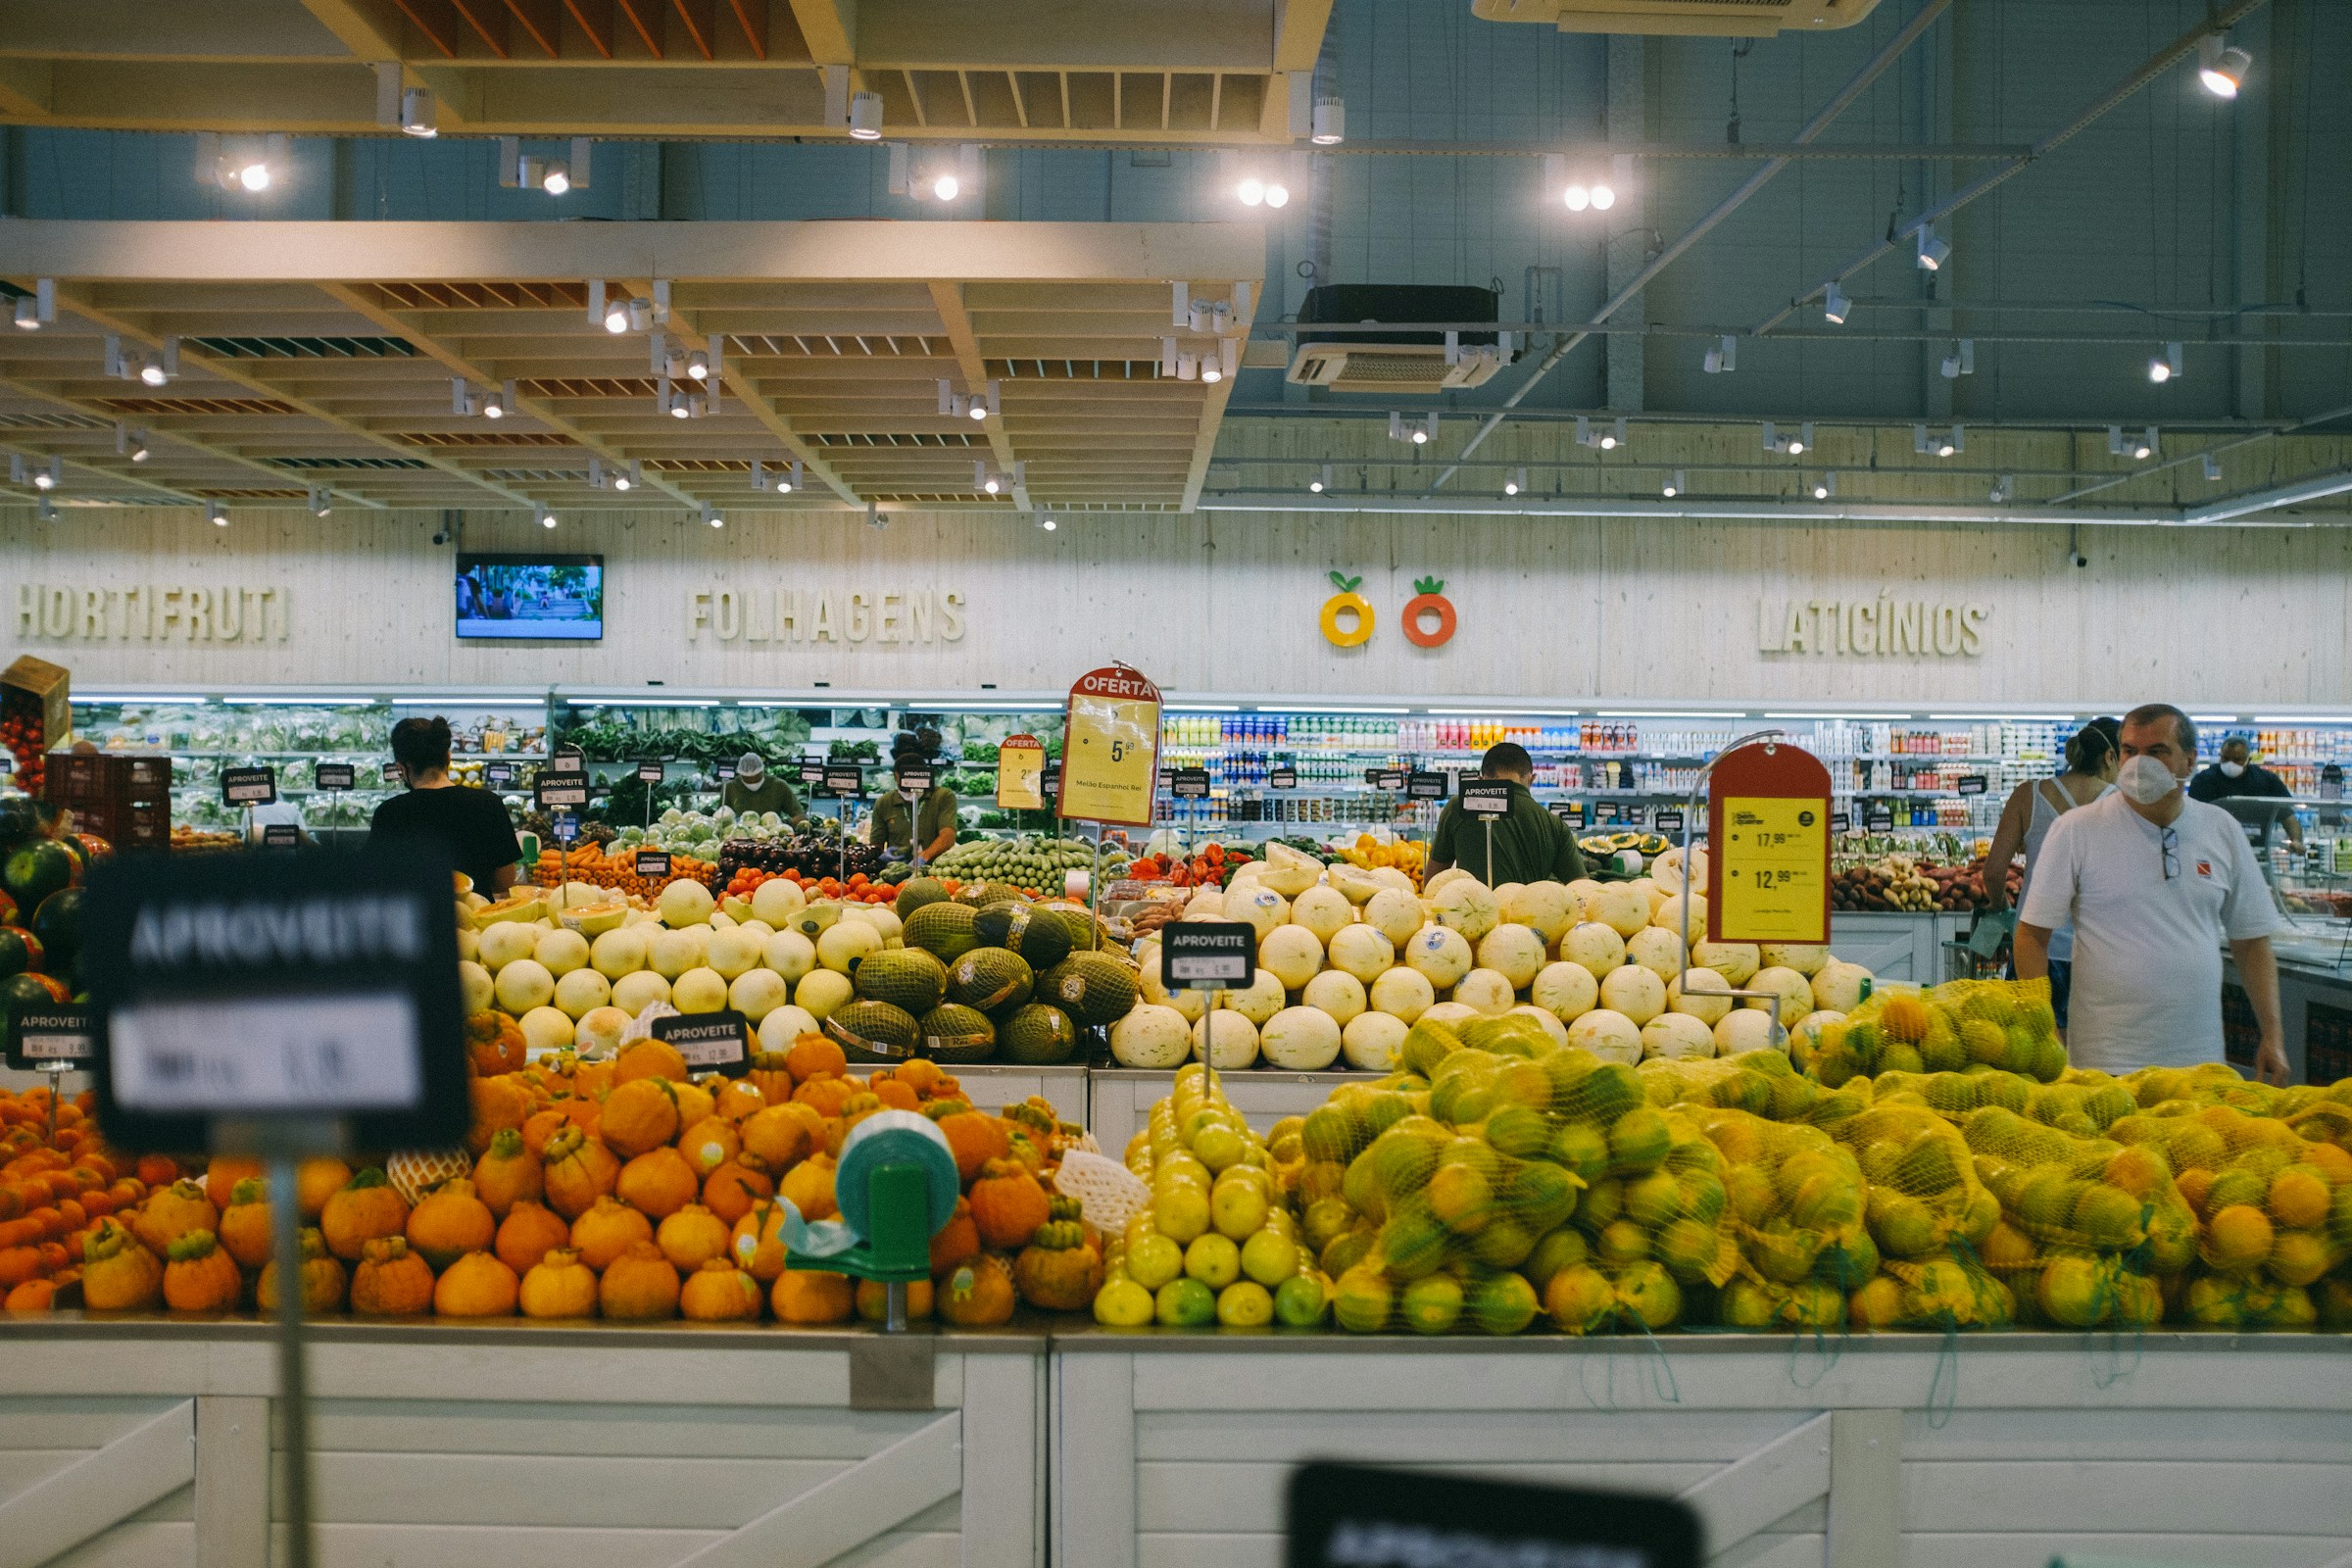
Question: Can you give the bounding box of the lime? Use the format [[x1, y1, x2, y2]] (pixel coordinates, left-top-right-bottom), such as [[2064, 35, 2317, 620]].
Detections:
[[1126, 1232, 1183, 1291], [1470, 1271, 1539, 1336], [1240, 1227, 1300, 1288], [1215, 1280, 1275, 1327], [1154, 1276, 1216, 1328], [1184, 1231, 1242, 1289], [1400, 1273, 1464, 1334], [1092, 1278, 1154, 1327], [1193, 1122, 1248, 1173], [1332, 1264, 1394, 1333], [1211, 1177, 1271, 1240], [1153, 1184, 1210, 1245], [1274, 1272, 1329, 1327]]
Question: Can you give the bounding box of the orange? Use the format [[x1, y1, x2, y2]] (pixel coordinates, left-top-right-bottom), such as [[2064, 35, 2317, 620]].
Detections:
[[2173, 1167, 2216, 1217], [784, 1035, 848, 1082], [2205, 1203, 2273, 1273], [2100, 1145, 2171, 1200], [2303, 1141, 2352, 1186], [2267, 1167, 2331, 1231], [772, 1267, 854, 1324]]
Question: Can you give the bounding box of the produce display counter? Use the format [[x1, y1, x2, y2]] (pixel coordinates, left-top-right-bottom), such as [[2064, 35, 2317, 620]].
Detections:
[[1087, 1068, 1358, 1153], [0, 1315, 1047, 1568], [945, 1063, 1091, 1131], [1049, 1327, 2352, 1568], [2228, 950, 2352, 1085], [1829, 911, 1977, 984]]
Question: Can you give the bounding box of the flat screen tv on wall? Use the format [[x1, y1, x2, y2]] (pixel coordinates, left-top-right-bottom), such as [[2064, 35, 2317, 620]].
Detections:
[[455, 555, 604, 641]]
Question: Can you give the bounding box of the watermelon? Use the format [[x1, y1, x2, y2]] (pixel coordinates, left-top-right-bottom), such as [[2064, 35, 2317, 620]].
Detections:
[[0, 970, 62, 1016], [0, 889, 15, 927], [1, 839, 75, 910], [54, 834, 87, 876], [73, 833, 113, 864], [0, 925, 38, 978], [0, 798, 43, 858], [30, 888, 79, 973]]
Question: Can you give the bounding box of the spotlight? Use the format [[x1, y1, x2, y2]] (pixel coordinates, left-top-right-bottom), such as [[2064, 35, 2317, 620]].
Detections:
[[669, 395, 692, 419], [1411, 425, 1428, 446], [36, 498, 56, 523], [2203, 452, 2224, 482], [2148, 341, 2183, 383], [984, 475, 1001, 495], [2109, 425, 2157, 461], [132, 443, 148, 461], [1237, 177, 1265, 206], [1309, 464, 1331, 494], [1176, 352, 1199, 382], [969, 400, 990, 420], [12, 297, 37, 330], [1563, 184, 1590, 212], [1202, 358, 1224, 384], [1812, 473, 1836, 501], [119, 425, 150, 463], [1822, 282, 1850, 325], [2198, 37, 2251, 99], [1939, 340, 1975, 380], [613, 471, 632, 491], [1264, 182, 1289, 208], [933, 172, 959, 201], [1039, 514, 1057, 531], [686, 351, 710, 382], [1762, 420, 1810, 456], [31, 468, 55, 492], [483, 381, 513, 419], [139, 360, 169, 387], [866, 504, 886, 530], [400, 86, 437, 137], [848, 90, 884, 139], [1577, 416, 1627, 452], [1663, 469, 1684, 498], [310, 486, 331, 517], [1702, 335, 1736, 374], [1916, 423, 1962, 457], [1502, 467, 1525, 497], [1311, 97, 1346, 145], [209, 503, 228, 527], [1589, 182, 1615, 211], [2134, 427, 2155, 461], [237, 160, 272, 192], [1917, 226, 1951, 271], [541, 163, 570, 196], [1308, 476, 1323, 493], [605, 300, 630, 334], [540, 510, 558, 529], [705, 507, 724, 529], [1990, 474, 2013, 504]]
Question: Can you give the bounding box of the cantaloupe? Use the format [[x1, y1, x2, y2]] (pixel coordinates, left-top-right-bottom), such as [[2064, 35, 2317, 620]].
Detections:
[[1290, 885, 1355, 944], [1715, 1008, 1787, 1055], [672, 966, 729, 1013], [459, 959, 495, 1015], [1651, 846, 1708, 897], [648, 927, 702, 980], [1693, 940, 1760, 987], [1301, 969, 1367, 1026], [612, 969, 670, 1015], [1404, 925, 1474, 989], [1328, 863, 1383, 906], [762, 930, 817, 986], [591, 926, 650, 980], [816, 919, 883, 974], [705, 927, 765, 981], [1254, 841, 1324, 898], [1228, 884, 1292, 940], [750, 877, 807, 925], [1651, 892, 1708, 940], [659, 878, 716, 929], [1791, 1009, 1844, 1059], [1810, 961, 1873, 1014], [1559, 921, 1627, 980], [1566, 879, 1603, 917], [1326, 924, 1396, 984], [1476, 924, 1547, 989], [796, 968, 854, 1020], [478, 921, 538, 971], [1760, 943, 1830, 977], [1261, 1006, 1344, 1070], [1429, 878, 1500, 942], [494, 957, 557, 1014], [1566, 1008, 1642, 1064], [728, 967, 791, 1021], [1584, 884, 1650, 938], [1530, 961, 1599, 1021], [1342, 1010, 1409, 1072], [1368, 966, 1437, 1024], [1506, 1004, 1570, 1051], [1668, 967, 1735, 1026], [553, 966, 612, 1020], [1365, 888, 1426, 947], [1260, 924, 1326, 991], [1624, 925, 1686, 982], [1744, 965, 1814, 1021], [1422, 867, 1476, 901], [1111, 1004, 1193, 1069], [1501, 881, 1576, 943], [535, 927, 592, 978], [1642, 1012, 1716, 1061], [1417, 1001, 1483, 1032], [1452, 968, 1516, 1017], [842, 904, 903, 944], [1223, 970, 1289, 1026], [576, 1005, 632, 1055], [518, 1005, 574, 1054], [1598, 964, 1666, 1025], [1191, 1009, 1260, 1070], [757, 1004, 819, 1053]]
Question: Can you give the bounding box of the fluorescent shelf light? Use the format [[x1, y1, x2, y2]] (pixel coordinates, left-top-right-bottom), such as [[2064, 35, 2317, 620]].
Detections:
[[223, 696, 375, 707], [1929, 712, 2077, 721], [1165, 705, 1244, 712], [1301, 706, 1412, 715], [2188, 713, 2243, 723], [389, 697, 544, 708], [74, 693, 209, 706], [1596, 710, 1750, 719], [2251, 714, 2344, 723], [1764, 710, 1916, 720], [1426, 709, 1582, 717]]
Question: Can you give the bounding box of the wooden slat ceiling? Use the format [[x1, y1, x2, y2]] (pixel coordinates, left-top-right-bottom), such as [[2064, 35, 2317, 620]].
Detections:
[[0, 0, 1334, 142], [0, 219, 1260, 515]]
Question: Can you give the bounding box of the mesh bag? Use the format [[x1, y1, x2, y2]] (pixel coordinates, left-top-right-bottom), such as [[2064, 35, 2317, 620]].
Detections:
[[1688, 1107, 1875, 1333], [1807, 976, 2067, 1088]]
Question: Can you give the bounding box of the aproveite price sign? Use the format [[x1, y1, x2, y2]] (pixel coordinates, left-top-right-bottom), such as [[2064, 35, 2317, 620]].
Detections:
[[1706, 739, 1833, 945], [1057, 664, 1161, 827]]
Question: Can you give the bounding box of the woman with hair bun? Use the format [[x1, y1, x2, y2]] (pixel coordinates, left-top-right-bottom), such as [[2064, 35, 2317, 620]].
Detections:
[[1981, 716, 2121, 1027], [369, 715, 524, 893]]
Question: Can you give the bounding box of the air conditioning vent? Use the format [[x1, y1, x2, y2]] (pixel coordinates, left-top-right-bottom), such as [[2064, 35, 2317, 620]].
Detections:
[[1286, 283, 1510, 395], [1289, 342, 1505, 393], [1472, 0, 1880, 37]]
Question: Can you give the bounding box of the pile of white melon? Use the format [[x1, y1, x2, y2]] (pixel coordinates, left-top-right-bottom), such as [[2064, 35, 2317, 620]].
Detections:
[[454, 875, 901, 1057], [1106, 841, 1874, 1074]]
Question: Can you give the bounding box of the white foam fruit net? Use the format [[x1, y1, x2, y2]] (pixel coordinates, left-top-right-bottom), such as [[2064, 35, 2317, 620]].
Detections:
[[1054, 1149, 1151, 1234]]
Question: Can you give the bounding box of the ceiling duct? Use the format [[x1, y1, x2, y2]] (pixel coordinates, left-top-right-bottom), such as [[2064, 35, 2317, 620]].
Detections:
[[1471, 0, 1882, 38], [1287, 284, 1510, 394]]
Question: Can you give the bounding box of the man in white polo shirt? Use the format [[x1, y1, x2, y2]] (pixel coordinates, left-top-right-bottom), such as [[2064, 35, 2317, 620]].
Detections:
[[2017, 702, 2289, 1082]]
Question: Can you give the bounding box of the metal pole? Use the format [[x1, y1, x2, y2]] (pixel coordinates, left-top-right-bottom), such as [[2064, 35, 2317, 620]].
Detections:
[[268, 1153, 317, 1568], [1681, 729, 1787, 966]]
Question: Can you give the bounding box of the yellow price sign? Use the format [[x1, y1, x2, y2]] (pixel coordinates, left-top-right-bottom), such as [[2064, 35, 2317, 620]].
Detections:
[[996, 733, 1046, 811], [1714, 796, 1831, 943], [1058, 665, 1161, 827]]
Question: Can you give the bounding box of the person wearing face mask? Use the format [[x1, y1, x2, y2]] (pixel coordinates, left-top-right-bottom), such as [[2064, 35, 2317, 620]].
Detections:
[[2016, 704, 2290, 1082], [1980, 716, 2120, 1029], [2188, 737, 2304, 849]]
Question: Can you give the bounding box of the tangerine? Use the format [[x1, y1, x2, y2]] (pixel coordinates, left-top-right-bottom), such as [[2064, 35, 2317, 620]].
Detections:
[[2205, 1203, 2274, 1273], [2267, 1167, 2330, 1231]]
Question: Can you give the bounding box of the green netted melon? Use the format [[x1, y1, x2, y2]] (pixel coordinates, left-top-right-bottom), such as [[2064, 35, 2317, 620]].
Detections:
[[904, 901, 980, 962], [1037, 900, 1102, 952], [894, 876, 951, 917], [948, 947, 1034, 1012], [1000, 1002, 1078, 1065], [971, 902, 1072, 970], [956, 882, 1033, 908], [825, 1000, 919, 1062], [918, 1004, 998, 1065], [853, 948, 948, 1013], [1040, 951, 1141, 1028]]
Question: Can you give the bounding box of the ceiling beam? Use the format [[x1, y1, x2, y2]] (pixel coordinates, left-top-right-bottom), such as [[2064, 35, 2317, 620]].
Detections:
[[927, 280, 1022, 505], [0, 59, 55, 118], [783, 0, 852, 63], [297, 0, 409, 60]]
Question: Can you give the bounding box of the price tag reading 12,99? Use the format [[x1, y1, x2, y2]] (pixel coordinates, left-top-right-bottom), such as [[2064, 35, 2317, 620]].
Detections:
[[1057, 663, 1161, 827], [1706, 740, 1833, 946]]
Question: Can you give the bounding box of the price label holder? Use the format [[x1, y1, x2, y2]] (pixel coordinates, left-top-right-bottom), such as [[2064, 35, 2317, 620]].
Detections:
[[899, 764, 934, 799], [1831, 811, 1852, 833], [825, 763, 865, 800], [1956, 774, 1988, 796], [1373, 768, 1407, 792], [0, 754, 12, 780], [1594, 802, 1622, 825], [1866, 806, 1895, 832], [6, 1000, 93, 1073], [1555, 801, 1587, 826], [1058, 663, 1161, 829], [546, 748, 586, 777], [1654, 808, 1687, 836], [714, 761, 737, 784], [80, 847, 467, 1568], [1406, 770, 1448, 802], [1163, 915, 1255, 1055], [652, 1009, 753, 1077], [1457, 779, 1513, 885], [536, 774, 587, 810], [1156, 768, 1174, 794], [1171, 767, 1211, 801], [382, 762, 406, 789], [263, 823, 301, 851], [636, 760, 665, 784], [995, 733, 1046, 811], [552, 810, 579, 846], [635, 850, 671, 879], [1041, 762, 1062, 798], [315, 762, 355, 792], [800, 760, 827, 789], [222, 765, 277, 806], [1269, 766, 1298, 790], [1286, 1462, 1700, 1568], [484, 760, 516, 788], [1627, 805, 1649, 827], [1362, 767, 1383, 785], [1706, 740, 1833, 946]]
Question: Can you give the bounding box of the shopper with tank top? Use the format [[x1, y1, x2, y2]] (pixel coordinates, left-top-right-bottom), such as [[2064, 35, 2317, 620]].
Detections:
[[1981, 717, 2120, 1028]]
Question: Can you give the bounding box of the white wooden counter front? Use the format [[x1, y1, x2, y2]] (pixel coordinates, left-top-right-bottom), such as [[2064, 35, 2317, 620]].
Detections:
[[0, 1316, 1046, 1568], [1050, 1329, 2352, 1568], [1086, 1068, 1367, 1156]]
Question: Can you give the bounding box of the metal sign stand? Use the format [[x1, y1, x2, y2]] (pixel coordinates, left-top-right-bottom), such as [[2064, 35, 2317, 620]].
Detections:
[[1682, 730, 1792, 1046]]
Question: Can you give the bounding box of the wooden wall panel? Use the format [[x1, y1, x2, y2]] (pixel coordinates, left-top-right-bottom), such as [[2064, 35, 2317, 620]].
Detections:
[[5, 508, 2345, 709]]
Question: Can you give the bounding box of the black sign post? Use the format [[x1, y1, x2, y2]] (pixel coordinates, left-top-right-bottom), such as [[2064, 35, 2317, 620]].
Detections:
[[652, 1009, 753, 1077], [1269, 766, 1298, 790], [81, 847, 466, 1568], [221, 765, 277, 806], [1956, 774, 1988, 797], [1286, 1462, 1700, 1568], [1458, 779, 1513, 886], [1170, 767, 1210, 800], [825, 764, 864, 880], [535, 774, 588, 812], [1406, 770, 1448, 803], [483, 760, 516, 789], [263, 823, 301, 851], [1163, 917, 1255, 1066], [635, 850, 671, 880], [6, 1001, 94, 1142]]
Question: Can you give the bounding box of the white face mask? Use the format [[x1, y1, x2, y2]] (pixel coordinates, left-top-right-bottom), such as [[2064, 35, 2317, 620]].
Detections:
[[2118, 754, 2181, 806], [2218, 760, 2246, 779]]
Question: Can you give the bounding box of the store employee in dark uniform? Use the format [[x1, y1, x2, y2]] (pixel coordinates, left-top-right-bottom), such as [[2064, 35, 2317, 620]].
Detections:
[[1426, 742, 1586, 886], [2189, 737, 2302, 848], [370, 715, 524, 893], [868, 749, 959, 864]]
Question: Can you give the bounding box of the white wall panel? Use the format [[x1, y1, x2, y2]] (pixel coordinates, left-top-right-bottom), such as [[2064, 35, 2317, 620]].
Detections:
[[4, 508, 2344, 708]]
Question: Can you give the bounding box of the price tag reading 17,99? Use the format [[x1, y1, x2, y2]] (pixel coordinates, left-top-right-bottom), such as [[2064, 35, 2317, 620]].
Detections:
[[1058, 664, 1161, 828], [1706, 740, 1834, 946]]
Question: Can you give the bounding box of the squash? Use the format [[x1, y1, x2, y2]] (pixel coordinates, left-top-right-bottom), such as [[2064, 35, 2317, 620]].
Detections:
[[132, 1178, 220, 1259], [1013, 1221, 1103, 1312], [928, 1197, 980, 1276], [598, 1241, 681, 1321], [406, 1178, 497, 1271], [294, 1158, 352, 1220], [938, 1112, 1010, 1183], [466, 1010, 529, 1076], [433, 1250, 519, 1317], [679, 1257, 763, 1322], [349, 1236, 435, 1315], [615, 1147, 700, 1220], [494, 1200, 572, 1277], [470, 1128, 543, 1218], [655, 1203, 731, 1272], [79, 1219, 163, 1311], [599, 1078, 681, 1159], [217, 1178, 276, 1269], [700, 1155, 774, 1226], [569, 1195, 654, 1271], [771, 1267, 854, 1324], [319, 1168, 411, 1262], [676, 1116, 742, 1180], [519, 1248, 599, 1319], [540, 1127, 620, 1219], [937, 1253, 1016, 1326], [257, 1228, 346, 1315], [969, 1159, 1052, 1251], [855, 1276, 935, 1323]]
